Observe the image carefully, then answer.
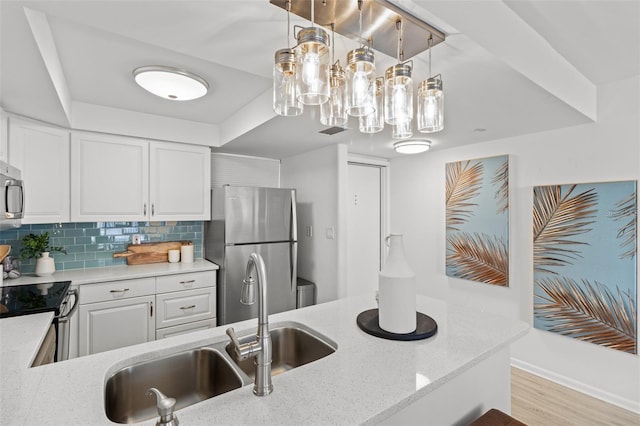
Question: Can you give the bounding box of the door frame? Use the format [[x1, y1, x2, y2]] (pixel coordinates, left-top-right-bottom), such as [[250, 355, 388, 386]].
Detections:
[[347, 154, 390, 271]]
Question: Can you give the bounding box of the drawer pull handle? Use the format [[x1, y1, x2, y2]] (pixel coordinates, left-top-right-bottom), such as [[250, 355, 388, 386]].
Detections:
[[110, 288, 130, 293], [179, 280, 196, 285], [180, 305, 196, 310]]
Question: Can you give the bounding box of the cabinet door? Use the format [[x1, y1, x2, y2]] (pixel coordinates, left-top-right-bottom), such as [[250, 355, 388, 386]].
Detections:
[[78, 295, 154, 356], [71, 133, 149, 221], [8, 118, 70, 223], [149, 141, 211, 221]]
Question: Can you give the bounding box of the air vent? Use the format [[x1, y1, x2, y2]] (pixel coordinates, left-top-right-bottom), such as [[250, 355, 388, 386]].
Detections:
[[319, 126, 348, 136]]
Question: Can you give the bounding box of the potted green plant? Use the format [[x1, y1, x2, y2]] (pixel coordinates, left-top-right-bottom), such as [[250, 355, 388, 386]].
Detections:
[[20, 232, 66, 277]]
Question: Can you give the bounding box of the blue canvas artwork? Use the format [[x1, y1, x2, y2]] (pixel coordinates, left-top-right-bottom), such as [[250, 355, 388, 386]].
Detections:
[[446, 155, 509, 286], [533, 181, 637, 354]]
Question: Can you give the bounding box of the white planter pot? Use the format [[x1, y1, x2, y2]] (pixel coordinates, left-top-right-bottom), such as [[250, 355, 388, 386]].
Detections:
[[35, 252, 56, 277]]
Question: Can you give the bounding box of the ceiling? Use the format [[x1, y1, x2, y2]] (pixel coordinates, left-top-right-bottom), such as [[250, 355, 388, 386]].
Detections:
[[1, 1, 638, 160]]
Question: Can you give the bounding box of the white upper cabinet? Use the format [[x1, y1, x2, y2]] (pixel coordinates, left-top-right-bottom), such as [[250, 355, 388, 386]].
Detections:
[[9, 118, 70, 223], [0, 108, 8, 163], [71, 133, 210, 222], [150, 141, 211, 221], [71, 133, 149, 221]]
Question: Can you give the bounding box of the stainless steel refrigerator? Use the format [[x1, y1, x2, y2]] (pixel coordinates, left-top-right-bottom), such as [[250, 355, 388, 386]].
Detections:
[[204, 186, 297, 325]]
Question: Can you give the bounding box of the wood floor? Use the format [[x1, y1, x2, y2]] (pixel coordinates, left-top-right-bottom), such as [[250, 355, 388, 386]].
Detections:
[[510, 367, 640, 426]]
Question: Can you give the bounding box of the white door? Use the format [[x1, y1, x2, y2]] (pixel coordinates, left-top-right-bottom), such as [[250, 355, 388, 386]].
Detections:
[[78, 295, 154, 356], [347, 163, 382, 299]]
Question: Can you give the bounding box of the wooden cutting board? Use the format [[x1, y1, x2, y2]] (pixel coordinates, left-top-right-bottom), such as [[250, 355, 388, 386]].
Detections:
[[113, 241, 191, 265]]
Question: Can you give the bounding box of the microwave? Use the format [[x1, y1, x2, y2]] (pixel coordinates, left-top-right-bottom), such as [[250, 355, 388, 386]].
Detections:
[[0, 161, 24, 230]]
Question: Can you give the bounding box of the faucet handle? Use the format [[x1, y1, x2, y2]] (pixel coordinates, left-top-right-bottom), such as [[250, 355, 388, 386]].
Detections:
[[146, 387, 179, 426], [226, 327, 253, 360]]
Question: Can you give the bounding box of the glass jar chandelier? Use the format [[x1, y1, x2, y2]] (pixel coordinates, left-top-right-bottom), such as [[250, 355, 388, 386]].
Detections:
[[272, 0, 445, 144]]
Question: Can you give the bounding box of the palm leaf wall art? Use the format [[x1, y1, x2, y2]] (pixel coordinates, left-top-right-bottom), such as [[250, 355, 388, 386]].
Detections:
[[446, 155, 509, 286], [533, 181, 637, 354], [535, 277, 636, 354], [533, 184, 597, 275], [611, 192, 637, 260], [445, 160, 483, 231], [492, 158, 509, 214], [447, 232, 508, 286]]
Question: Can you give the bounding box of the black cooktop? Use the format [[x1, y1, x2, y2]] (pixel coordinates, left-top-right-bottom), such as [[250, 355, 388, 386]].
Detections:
[[0, 281, 71, 318]]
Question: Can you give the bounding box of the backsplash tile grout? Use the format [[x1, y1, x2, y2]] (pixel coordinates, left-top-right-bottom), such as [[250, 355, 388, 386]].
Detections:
[[0, 221, 203, 273]]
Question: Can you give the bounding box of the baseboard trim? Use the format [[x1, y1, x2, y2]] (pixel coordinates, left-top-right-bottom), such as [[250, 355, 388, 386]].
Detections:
[[510, 358, 640, 415]]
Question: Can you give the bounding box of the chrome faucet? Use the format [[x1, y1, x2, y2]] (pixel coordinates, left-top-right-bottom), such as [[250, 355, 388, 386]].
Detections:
[[226, 253, 273, 396]]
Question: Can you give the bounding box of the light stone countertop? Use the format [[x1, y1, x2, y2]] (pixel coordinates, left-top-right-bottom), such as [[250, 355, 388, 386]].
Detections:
[[1, 258, 218, 287], [0, 295, 529, 425]]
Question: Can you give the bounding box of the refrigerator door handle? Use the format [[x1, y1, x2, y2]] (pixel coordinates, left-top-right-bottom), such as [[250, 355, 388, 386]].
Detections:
[[290, 189, 297, 242], [290, 242, 298, 293]]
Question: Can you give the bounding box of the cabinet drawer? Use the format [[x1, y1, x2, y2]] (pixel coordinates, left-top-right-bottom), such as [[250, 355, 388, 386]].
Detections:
[[156, 271, 216, 294], [156, 287, 215, 328], [79, 278, 156, 304], [156, 318, 217, 339]]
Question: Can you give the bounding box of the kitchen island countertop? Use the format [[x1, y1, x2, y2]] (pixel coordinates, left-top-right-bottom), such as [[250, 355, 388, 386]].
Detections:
[[0, 295, 528, 425]]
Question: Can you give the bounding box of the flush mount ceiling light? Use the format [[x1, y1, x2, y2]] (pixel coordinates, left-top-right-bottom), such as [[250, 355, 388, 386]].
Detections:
[[133, 66, 209, 101], [393, 139, 431, 154]]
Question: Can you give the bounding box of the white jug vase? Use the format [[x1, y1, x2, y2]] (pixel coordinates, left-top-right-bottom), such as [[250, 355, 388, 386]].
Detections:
[[378, 234, 416, 334], [35, 252, 56, 277]]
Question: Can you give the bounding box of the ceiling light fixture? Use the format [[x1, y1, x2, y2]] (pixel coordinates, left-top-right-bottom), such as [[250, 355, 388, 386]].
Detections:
[[273, 0, 303, 116], [418, 35, 444, 133], [295, 0, 330, 105], [384, 19, 413, 134], [321, 23, 348, 126], [132, 66, 208, 101], [393, 139, 431, 154], [346, 0, 375, 117]]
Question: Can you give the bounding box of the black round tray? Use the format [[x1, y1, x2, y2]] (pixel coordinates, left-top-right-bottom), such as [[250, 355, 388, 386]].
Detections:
[[356, 308, 438, 341]]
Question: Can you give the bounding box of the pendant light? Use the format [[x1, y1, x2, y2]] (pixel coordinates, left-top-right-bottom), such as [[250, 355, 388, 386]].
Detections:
[[321, 24, 347, 126], [384, 19, 413, 126], [295, 0, 330, 105], [346, 0, 375, 117], [418, 35, 444, 132], [359, 77, 384, 133], [273, 1, 303, 116]]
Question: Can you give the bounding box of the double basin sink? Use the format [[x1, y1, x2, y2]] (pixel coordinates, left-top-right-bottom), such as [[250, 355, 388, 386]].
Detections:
[[104, 321, 337, 424]]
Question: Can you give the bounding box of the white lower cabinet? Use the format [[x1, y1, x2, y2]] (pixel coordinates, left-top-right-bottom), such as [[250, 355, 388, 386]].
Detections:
[[156, 287, 216, 329], [76, 271, 217, 356], [156, 318, 217, 339], [78, 295, 155, 356]]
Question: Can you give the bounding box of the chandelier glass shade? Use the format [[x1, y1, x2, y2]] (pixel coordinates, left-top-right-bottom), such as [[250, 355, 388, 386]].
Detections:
[[346, 47, 375, 117], [417, 76, 444, 132], [321, 62, 348, 126], [384, 63, 413, 126], [295, 27, 330, 105], [273, 48, 303, 116], [358, 78, 384, 133]]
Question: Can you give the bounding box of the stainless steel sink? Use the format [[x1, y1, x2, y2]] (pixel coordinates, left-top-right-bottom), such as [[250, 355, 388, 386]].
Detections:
[[105, 345, 245, 424], [226, 322, 337, 379]]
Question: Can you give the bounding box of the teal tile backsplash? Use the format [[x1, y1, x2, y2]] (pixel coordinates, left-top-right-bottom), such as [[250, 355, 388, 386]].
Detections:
[[0, 221, 203, 273]]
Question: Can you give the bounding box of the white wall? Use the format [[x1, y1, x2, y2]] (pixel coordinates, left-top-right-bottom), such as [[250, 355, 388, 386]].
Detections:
[[210, 153, 280, 188], [281, 144, 348, 304], [389, 75, 640, 412]]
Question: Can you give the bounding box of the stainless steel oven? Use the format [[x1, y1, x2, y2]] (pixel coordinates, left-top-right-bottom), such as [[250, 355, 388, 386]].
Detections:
[[0, 281, 78, 364]]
